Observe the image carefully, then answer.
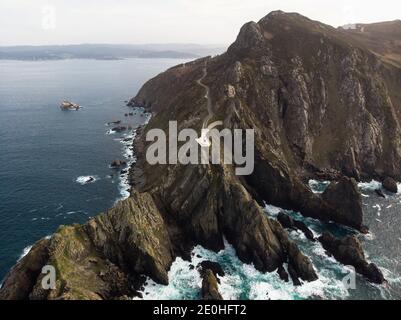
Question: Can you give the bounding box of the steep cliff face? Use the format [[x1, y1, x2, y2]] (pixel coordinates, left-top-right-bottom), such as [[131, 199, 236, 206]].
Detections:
[[2, 11, 398, 299], [132, 11, 401, 229], [0, 192, 173, 300], [136, 12, 401, 181]]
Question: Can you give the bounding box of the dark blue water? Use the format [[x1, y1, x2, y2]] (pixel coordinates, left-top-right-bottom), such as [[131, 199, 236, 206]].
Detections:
[[0, 58, 189, 281], [2, 59, 401, 300]]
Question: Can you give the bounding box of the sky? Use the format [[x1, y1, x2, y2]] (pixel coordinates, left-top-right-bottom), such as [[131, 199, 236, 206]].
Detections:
[[1, 0, 400, 46]]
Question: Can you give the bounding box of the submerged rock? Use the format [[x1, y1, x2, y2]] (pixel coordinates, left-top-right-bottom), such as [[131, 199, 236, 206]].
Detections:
[[107, 120, 121, 126], [375, 189, 386, 198], [201, 269, 223, 300], [110, 160, 127, 168], [318, 232, 385, 284], [277, 265, 289, 283], [277, 212, 315, 241], [112, 126, 127, 133]]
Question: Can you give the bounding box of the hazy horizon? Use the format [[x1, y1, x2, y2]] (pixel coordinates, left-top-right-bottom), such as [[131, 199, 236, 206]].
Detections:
[[1, 0, 400, 46]]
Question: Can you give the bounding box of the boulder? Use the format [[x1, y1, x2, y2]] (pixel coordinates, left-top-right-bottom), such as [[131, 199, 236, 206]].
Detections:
[[382, 177, 398, 193], [318, 232, 385, 284]]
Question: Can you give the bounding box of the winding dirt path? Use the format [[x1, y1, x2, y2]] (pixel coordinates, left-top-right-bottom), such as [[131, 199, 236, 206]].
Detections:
[[196, 63, 214, 129]]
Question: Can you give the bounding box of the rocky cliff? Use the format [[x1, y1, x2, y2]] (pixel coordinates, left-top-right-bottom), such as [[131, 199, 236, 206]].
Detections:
[[2, 11, 399, 299]]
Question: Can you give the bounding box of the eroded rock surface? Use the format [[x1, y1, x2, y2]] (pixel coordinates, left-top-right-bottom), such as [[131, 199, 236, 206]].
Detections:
[[319, 232, 385, 284], [2, 10, 398, 299], [201, 269, 223, 300]]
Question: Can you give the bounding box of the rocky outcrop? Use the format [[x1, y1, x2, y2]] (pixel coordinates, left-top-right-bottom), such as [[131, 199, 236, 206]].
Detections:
[[1, 193, 173, 300], [110, 160, 127, 168], [319, 232, 385, 284], [197, 261, 225, 278], [197, 261, 224, 300], [0, 239, 50, 300], [2, 10, 396, 299], [201, 270, 223, 300], [276, 265, 289, 282], [322, 177, 366, 232], [375, 189, 386, 198], [277, 212, 315, 241], [112, 126, 127, 132], [382, 177, 398, 193]]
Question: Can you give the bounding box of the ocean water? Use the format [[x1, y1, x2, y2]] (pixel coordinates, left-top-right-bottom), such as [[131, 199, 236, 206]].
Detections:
[[1, 59, 401, 300], [0, 58, 189, 281], [136, 181, 401, 300]]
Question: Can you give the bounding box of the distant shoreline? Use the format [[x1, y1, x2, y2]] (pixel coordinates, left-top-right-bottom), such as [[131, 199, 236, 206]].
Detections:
[[0, 56, 196, 61], [0, 43, 227, 61]]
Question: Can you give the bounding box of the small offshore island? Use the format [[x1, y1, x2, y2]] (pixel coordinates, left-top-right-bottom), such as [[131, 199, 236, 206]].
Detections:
[[60, 100, 81, 111], [1, 11, 401, 300]]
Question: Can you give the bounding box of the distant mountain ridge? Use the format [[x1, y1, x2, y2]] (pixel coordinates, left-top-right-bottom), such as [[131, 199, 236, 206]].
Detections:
[[0, 43, 227, 61]]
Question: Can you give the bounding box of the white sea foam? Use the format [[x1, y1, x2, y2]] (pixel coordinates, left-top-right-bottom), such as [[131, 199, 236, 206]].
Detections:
[[76, 175, 98, 185], [372, 204, 382, 217], [113, 110, 151, 202], [363, 232, 376, 241], [308, 180, 330, 194], [264, 204, 283, 217], [106, 129, 116, 135], [134, 257, 202, 300], [358, 180, 382, 191], [18, 245, 33, 260], [135, 236, 351, 301], [18, 235, 51, 261], [113, 130, 138, 203]]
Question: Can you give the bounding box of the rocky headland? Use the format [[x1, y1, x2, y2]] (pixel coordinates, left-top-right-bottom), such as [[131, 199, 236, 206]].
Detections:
[[2, 11, 401, 299]]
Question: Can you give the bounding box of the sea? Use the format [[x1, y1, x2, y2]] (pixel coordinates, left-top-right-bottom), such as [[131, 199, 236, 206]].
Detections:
[[1, 59, 401, 300], [0, 58, 187, 282]]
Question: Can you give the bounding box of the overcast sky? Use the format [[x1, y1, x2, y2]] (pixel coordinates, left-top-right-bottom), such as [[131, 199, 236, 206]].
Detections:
[[1, 0, 400, 46]]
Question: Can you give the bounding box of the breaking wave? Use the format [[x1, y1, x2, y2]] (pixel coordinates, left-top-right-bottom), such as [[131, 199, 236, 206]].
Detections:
[[75, 175, 99, 185]]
